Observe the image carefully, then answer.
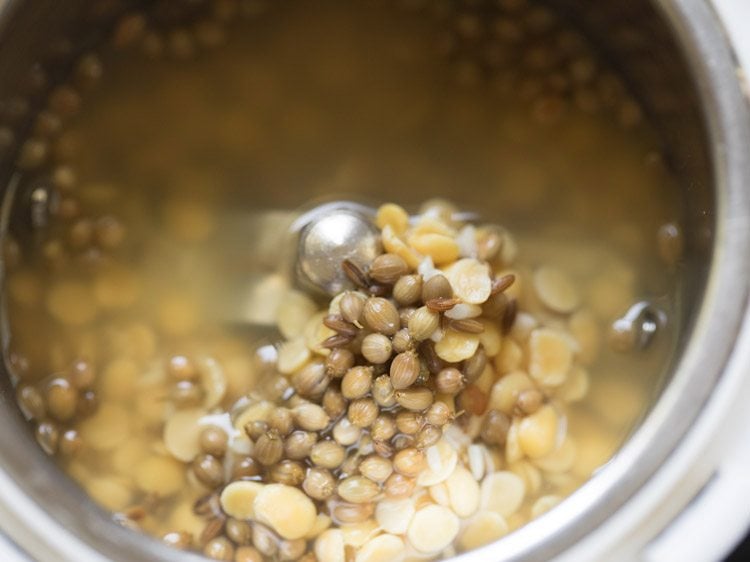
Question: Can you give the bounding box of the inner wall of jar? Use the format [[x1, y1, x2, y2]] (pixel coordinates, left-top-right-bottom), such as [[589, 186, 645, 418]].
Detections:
[[0, 0, 712, 556]]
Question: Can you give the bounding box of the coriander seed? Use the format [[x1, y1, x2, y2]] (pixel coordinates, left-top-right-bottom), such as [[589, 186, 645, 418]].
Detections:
[[192, 454, 224, 488], [362, 297, 400, 335], [253, 430, 284, 466], [372, 375, 396, 408], [390, 350, 420, 390], [421, 274, 452, 302], [393, 274, 422, 305], [370, 253, 408, 284], [310, 439, 346, 469], [340, 291, 366, 324], [360, 333, 393, 364], [435, 367, 465, 395], [341, 365, 374, 399], [347, 397, 379, 428], [407, 306, 440, 341], [303, 467, 336, 500], [284, 431, 317, 460], [395, 386, 434, 411], [325, 347, 355, 377]]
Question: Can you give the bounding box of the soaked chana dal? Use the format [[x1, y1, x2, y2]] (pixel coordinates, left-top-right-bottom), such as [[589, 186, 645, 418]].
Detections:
[[2, 0, 682, 561]]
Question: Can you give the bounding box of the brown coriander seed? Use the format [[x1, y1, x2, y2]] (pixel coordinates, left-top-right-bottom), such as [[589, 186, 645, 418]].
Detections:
[[287, 393, 311, 408], [45, 377, 78, 422], [392, 433, 415, 451], [395, 386, 434, 411], [192, 454, 224, 488], [372, 374, 397, 408], [337, 475, 381, 504], [347, 398, 379, 428], [200, 517, 225, 545], [325, 347, 355, 377], [278, 539, 306, 561], [370, 414, 397, 442], [264, 375, 291, 402], [268, 407, 294, 437], [309, 439, 346, 469], [284, 431, 317, 460], [362, 297, 400, 335], [199, 426, 228, 457], [516, 388, 544, 415], [435, 367, 466, 395], [390, 350, 420, 390], [293, 403, 330, 431], [76, 390, 98, 417], [482, 291, 508, 318], [368, 283, 390, 297], [359, 455, 394, 483], [392, 328, 413, 353], [253, 430, 284, 466], [462, 345, 488, 382], [360, 333, 393, 364], [322, 387, 347, 419], [332, 417, 362, 446], [59, 429, 83, 456], [244, 420, 268, 441], [341, 366, 374, 399], [252, 524, 278, 557], [340, 291, 366, 324], [481, 409, 511, 445], [16, 385, 45, 420], [70, 359, 95, 389], [421, 274, 453, 302], [225, 518, 252, 545], [269, 460, 306, 486], [420, 340, 445, 375], [303, 467, 336, 500], [407, 307, 440, 341], [193, 493, 220, 517], [373, 439, 395, 458], [339, 453, 362, 477], [231, 456, 262, 480], [384, 473, 416, 499], [203, 536, 234, 561], [235, 546, 263, 562], [477, 228, 503, 262], [172, 380, 204, 408], [426, 401, 453, 427], [396, 410, 424, 435], [457, 384, 489, 416], [292, 361, 330, 398], [162, 531, 193, 550], [392, 448, 426, 478], [393, 274, 423, 306], [331, 501, 375, 524], [168, 355, 198, 381], [399, 306, 417, 326], [370, 253, 408, 284], [415, 424, 442, 449]]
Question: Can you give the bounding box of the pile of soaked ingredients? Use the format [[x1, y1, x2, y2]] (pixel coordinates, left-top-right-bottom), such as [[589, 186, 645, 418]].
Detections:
[[0, 0, 682, 561], [13, 199, 603, 562]]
